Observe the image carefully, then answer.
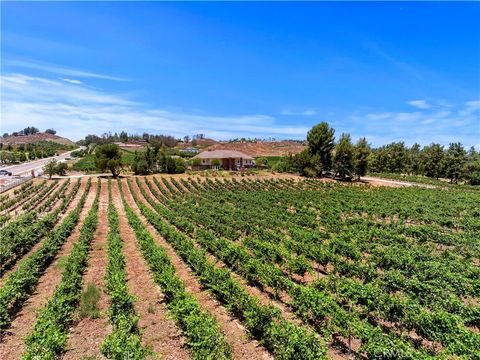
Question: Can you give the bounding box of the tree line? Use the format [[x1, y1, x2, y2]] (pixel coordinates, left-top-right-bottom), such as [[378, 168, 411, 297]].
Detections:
[[0, 141, 75, 165], [2, 127, 56, 137], [369, 142, 479, 184], [274, 122, 480, 185]]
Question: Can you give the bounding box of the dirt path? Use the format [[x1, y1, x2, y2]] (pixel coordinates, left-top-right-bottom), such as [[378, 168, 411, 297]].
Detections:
[[0, 180, 84, 287], [361, 176, 436, 189], [112, 180, 190, 360], [63, 179, 111, 360], [0, 178, 97, 359], [122, 179, 272, 360]]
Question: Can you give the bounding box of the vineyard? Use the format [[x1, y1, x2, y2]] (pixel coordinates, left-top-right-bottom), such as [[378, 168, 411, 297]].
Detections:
[[0, 175, 479, 359]]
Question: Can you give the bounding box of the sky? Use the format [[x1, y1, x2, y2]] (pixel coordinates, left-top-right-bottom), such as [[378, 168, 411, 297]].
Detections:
[[1, 1, 479, 147]]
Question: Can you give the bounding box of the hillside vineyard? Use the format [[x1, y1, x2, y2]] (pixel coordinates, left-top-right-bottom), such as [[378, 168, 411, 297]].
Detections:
[[0, 176, 479, 359]]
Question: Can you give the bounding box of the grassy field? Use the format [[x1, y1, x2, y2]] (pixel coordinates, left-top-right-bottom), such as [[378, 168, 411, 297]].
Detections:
[[1, 176, 479, 359]]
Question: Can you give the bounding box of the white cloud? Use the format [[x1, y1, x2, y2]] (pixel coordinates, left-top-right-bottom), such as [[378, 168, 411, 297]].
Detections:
[[407, 100, 431, 109], [1, 73, 309, 141], [4, 59, 126, 81], [350, 100, 480, 147], [61, 78, 83, 85], [366, 113, 392, 121], [459, 100, 480, 116], [280, 109, 317, 116]]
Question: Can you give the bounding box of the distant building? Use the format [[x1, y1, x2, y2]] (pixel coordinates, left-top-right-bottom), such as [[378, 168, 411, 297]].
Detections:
[[180, 147, 200, 154], [113, 141, 144, 148], [192, 150, 254, 170]]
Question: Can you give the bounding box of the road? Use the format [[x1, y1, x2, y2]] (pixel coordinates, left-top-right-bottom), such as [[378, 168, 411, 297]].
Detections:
[[0, 149, 80, 176]]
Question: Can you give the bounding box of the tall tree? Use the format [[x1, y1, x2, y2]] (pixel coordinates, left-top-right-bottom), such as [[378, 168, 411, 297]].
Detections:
[[44, 159, 58, 179], [45, 128, 57, 135], [306, 122, 335, 172], [422, 143, 445, 179], [406, 143, 422, 175], [464, 147, 480, 185], [354, 137, 370, 180], [119, 131, 129, 143], [333, 133, 354, 179], [95, 144, 123, 177], [443, 142, 467, 184]]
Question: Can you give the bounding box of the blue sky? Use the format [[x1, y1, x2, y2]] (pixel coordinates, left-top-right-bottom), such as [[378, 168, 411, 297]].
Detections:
[[1, 2, 479, 147]]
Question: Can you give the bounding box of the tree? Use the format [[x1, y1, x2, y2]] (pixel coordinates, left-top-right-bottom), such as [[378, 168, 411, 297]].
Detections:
[[22, 126, 40, 135], [18, 152, 27, 162], [191, 158, 202, 168], [464, 147, 480, 185], [174, 158, 186, 173], [45, 128, 57, 135], [44, 159, 58, 179], [406, 143, 422, 175], [354, 137, 370, 180], [422, 143, 445, 179], [334, 133, 355, 179], [132, 157, 149, 175], [306, 122, 335, 172], [95, 144, 123, 177], [211, 158, 221, 169], [119, 131, 128, 143], [56, 162, 68, 176], [289, 149, 322, 177], [183, 135, 191, 143], [443, 142, 467, 184]]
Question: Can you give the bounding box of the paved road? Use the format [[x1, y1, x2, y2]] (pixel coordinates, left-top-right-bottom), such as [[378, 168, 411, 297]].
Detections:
[[0, 149, 80, 176]]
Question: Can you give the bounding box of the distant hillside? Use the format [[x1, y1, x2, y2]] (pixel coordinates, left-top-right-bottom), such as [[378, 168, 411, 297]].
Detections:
[[206, 140, 306, 157], [0, 132, 75, 146]]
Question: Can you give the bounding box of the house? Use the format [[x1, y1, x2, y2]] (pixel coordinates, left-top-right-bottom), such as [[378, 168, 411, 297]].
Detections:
[[192, 150, 254, 170]]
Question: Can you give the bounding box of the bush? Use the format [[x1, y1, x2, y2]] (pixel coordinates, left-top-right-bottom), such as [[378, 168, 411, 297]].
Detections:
[[71, 149, 85, 158], [174, 157, 186, 173]]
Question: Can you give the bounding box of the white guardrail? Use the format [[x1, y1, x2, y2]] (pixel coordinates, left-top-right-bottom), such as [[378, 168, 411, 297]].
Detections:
[[0, 170, 43, 193]]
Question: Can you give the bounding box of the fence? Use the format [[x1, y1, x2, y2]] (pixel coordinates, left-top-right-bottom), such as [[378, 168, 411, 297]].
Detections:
[[0, 175, 34, 193]]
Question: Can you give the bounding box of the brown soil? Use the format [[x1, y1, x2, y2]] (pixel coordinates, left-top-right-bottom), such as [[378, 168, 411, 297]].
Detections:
[[0, 179, 84, 286], [0, 178, 96, 359], [27, 180, 64, 212], [206, 140, 306, 157], [121, 179, 272, 360], [112, 180, 190, 360], [63, 179, 111, 360], [10, 180, 62, 218]]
